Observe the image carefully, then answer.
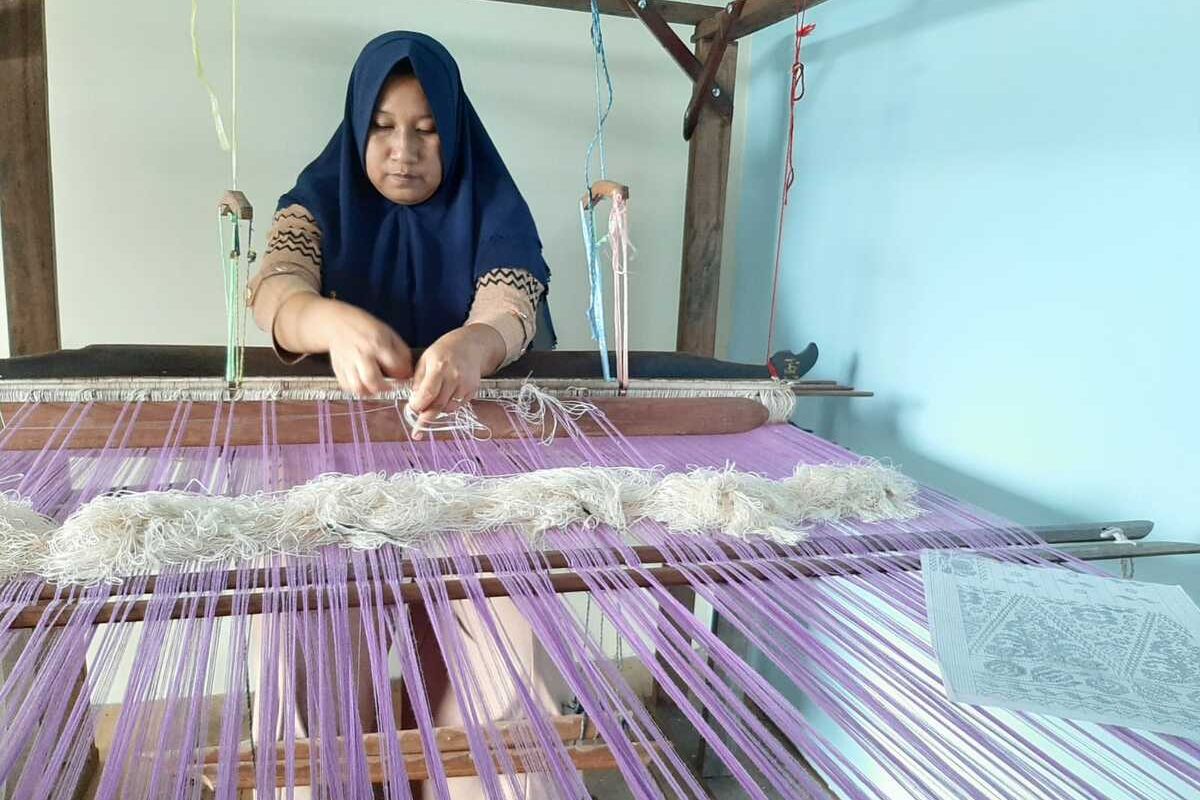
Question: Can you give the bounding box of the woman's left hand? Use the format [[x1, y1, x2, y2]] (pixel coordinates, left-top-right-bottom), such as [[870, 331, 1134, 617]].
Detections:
[[408, 324, 506, 436]]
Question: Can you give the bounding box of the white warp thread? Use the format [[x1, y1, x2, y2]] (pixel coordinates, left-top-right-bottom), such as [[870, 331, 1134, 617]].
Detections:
[[0, 461, 920, 585]]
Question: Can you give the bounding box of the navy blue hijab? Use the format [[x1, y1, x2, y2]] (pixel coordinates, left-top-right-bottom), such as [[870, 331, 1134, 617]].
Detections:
[[280, 32, 553, 348]]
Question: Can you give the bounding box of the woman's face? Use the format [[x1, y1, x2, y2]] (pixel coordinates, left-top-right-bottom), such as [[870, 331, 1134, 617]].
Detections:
[[365, 74, 443, 205]]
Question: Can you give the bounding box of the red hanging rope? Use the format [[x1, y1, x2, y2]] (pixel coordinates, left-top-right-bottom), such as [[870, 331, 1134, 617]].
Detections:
[[765, 8, 815, 369]]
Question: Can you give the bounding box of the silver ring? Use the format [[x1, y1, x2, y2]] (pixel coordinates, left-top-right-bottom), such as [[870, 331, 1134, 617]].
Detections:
[[452, 396, 465, 403]]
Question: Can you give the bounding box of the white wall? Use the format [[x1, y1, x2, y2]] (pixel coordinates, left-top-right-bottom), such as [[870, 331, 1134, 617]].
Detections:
[[39, 0, 731, 354]]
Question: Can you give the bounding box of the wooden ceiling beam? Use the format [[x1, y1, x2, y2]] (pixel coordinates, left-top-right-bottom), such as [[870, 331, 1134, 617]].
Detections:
[[694, 0, 832, 42], [480, 0, 726, 27]]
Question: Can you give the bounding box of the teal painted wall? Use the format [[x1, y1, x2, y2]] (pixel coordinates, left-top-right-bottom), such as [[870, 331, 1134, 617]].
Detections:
[[732, 0, 1199, 574], [729, 4, 1198, 791]]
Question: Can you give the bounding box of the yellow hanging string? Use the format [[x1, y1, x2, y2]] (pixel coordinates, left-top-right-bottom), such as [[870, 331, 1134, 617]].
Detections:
[[190, 0, 231, 156]]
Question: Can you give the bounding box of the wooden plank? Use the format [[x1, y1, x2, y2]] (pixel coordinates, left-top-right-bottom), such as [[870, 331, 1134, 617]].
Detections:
[[676, 33, 736, 356], [0, 0, 61, 356], [203, 741, 652, 789], [481, 0, 724, 26], [0, 396, 770, 450], [694, 0, 833, 42], [14, 537, 1191, 630], [199, 715, 600, 764], [34, 519, 1155, 603]]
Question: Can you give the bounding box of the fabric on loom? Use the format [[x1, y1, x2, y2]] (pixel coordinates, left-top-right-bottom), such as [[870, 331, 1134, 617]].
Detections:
[[1, 417, 1198, 798], [924, 550, 1200, 740], [247, 204, 544, 366], [2, 462, 920, 585]]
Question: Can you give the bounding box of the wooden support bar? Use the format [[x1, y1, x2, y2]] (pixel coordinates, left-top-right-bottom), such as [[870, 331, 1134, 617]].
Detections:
[[31, 520, 1158, 603], [694, 0, 833, 42], [203, 741, 649, 788], [0, 396, 770, 450], [683, 1, 743, 140], [676, 31, 737, 356], [13, 537, 1191, 630], [620, 0, 734, 118], [0, 0, 61, 356], [200, 715, 600, 764], [482, 0, 722, 27]]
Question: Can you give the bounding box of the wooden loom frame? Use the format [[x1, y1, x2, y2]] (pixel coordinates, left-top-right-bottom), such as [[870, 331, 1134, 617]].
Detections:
[[0, 0, 825, 359], [7, 2, 1198, 791], [12, 515, 1200, 791]]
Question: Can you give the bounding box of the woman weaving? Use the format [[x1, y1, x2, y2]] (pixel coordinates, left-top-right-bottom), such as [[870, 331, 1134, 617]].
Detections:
[[247, 32, 567, 797], [248, 31, 554, 428]]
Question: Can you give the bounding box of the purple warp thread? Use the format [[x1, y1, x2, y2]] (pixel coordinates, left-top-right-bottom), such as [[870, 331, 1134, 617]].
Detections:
[[0, 398, 1195, 799]]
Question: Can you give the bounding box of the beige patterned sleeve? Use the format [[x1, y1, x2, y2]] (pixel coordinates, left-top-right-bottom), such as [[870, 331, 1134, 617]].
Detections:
[[466, 268, 546, 367], [246, 204, 323, 361]]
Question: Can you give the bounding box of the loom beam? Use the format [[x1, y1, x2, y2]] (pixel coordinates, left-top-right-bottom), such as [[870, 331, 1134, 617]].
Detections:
[[693, 0, 835, 42], [0, 396, 771, 450], [481, 0, 720, 26], [203, 741, 653, 788], [29, 520, 1159, 603], [13, 535, 1195, 631], [195, 714, 646, 789], [198, 713, 600, 764]]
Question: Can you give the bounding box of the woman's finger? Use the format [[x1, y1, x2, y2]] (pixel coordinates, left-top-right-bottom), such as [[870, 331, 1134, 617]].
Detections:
[[442, 376, 477, 415], [356, 357, 386, 396], [378, 336, 414, 380], [419, 379, 458, 426], [331, 355, 359, 396], [409, 368, 442, 416]]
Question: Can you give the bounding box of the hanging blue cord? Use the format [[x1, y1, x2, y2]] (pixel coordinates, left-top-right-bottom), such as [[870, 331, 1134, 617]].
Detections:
[[582, 0, 615, 380]]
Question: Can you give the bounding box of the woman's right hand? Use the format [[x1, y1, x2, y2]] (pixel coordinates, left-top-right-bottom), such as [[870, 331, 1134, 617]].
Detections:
[[275, 294, 413, 395]]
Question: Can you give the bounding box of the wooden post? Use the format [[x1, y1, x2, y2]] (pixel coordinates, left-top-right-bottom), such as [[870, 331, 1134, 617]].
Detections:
[[0, 0, 61, 356], [676, 33, 737, 356]]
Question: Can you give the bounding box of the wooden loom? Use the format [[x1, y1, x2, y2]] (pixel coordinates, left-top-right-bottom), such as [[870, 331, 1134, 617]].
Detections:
[[0, 345, 866, 796], [2, 348, 1198, 797], [4, 3, 1199, 797]]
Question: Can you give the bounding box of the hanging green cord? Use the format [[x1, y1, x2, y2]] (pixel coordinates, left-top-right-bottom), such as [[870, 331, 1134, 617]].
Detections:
[[197, 0, 248, 387], [217, 209, 248, 386]]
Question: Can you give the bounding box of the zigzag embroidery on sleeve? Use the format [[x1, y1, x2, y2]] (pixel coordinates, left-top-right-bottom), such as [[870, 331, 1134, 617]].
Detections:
[[265, 230, 322, 266], [476, 268, 545, 305]]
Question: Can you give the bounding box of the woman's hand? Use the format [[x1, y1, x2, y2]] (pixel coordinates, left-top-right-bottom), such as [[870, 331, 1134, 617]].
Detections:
[[275, 294, 413, 395], [408, 324, 506, 435]]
